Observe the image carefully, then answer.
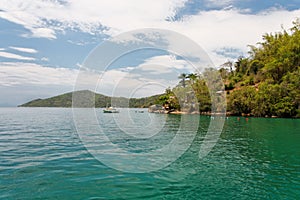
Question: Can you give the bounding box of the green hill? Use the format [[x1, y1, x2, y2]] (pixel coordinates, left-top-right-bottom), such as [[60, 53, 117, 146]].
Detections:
[[19, 90, 163, 108]]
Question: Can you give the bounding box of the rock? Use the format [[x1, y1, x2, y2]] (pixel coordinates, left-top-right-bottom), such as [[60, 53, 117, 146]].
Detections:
[[148, 104, 165, 113]]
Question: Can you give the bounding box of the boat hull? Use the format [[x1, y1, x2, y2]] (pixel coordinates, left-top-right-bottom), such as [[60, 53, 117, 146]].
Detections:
[[103, 110, 119, 113], [103, 107, 119, 113]]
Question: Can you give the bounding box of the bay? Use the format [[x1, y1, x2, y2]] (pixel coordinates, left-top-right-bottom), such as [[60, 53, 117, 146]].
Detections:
[[0, 108, 299, 199]]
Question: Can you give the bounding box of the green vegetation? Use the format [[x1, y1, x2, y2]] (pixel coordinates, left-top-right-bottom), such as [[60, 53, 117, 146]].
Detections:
[[155, 88, 180, 111], [155, 20, 300, 118], [225, 20, 300, 117]]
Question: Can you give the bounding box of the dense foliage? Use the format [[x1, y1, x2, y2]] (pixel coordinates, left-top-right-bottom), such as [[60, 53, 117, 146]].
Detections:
[[226, 20, 300, 117], [157, 20, 300, 117]]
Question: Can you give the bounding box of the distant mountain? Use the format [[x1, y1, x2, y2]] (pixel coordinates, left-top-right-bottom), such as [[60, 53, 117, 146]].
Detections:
[[19, 90, 163, 108]]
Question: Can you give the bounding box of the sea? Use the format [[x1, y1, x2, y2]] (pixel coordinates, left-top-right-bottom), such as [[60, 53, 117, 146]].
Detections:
[[0, 108, 299, 199]]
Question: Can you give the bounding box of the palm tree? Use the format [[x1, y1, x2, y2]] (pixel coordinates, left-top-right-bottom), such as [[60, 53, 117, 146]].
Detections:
[[178, 73, 187, 87], [187, 73, 198, 84]]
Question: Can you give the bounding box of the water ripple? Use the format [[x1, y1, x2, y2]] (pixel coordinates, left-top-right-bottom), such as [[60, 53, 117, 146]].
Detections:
[[0, 108, 299, 199]]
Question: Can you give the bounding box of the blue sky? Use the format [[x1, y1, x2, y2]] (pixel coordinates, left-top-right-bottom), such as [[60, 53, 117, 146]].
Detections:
[[0, 0, 299, 106]]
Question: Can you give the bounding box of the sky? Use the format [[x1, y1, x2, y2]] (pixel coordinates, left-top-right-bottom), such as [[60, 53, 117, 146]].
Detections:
[[0, 0, 299, 106]]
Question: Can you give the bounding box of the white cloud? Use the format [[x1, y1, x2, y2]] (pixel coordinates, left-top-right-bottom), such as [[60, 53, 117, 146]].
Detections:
[[137, 55, 193, 74], [96, 68, 175, 98], [28, 27, 57, 39], [67, 40, 88, 46], [169, 8, 300, 66], [41, 57, 49, 62], [73, 54, 192, 98], [9, 46, 38, 54], [0, 51, 35, 61], [0, 62, 77, 86], [0, 0, 187, 38], [0, 62, 95, 105], [93, 55, 191, 97], [1, 1, 299, 66], [0, 60, 177, 100]]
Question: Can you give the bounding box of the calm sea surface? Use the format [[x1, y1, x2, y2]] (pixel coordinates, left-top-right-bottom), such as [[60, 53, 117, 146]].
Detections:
[[0, 108, 299, 199]]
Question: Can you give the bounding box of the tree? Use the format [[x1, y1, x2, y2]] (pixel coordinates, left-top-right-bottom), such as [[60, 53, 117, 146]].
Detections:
[[187, 73, 198, 84], [228, 86, 256, 115], [156, 88, 180, 111], [178, 73, 187, 88]]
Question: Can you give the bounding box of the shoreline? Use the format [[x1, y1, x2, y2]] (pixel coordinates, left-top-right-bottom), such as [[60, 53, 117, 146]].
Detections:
[[13, 106, 300, 118], [149, 109, 300, 119]]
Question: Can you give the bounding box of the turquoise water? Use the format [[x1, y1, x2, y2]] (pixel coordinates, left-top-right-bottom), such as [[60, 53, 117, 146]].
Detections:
[[0, 108, 299, 199]]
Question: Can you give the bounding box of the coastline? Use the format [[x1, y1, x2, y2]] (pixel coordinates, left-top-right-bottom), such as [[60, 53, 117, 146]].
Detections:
[[16, 106, 300, 118], [148, 108, 300, 118]]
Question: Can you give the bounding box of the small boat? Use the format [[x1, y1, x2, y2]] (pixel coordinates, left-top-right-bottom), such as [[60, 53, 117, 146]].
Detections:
[[103, 107, 119, 113]]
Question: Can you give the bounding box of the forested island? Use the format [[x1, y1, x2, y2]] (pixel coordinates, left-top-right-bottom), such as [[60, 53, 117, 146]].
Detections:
[[20, 20, 300, 118], [19, 90, 163, 108]]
